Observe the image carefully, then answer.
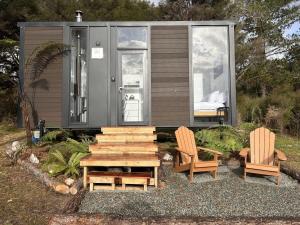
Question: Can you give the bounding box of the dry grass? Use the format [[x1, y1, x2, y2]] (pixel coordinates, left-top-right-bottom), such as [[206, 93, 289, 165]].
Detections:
[[0, 122, 72, 225]]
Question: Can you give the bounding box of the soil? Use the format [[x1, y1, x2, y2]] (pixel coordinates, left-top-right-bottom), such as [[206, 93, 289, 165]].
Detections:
[[0, 133, 72, 225]]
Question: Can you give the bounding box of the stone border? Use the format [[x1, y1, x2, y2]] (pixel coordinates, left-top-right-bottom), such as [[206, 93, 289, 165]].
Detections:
[[17, 158, 82, 195]]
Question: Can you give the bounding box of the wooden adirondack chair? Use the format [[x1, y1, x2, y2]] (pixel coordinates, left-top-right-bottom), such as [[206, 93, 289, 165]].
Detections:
[[174, 126, 223, 182], [239, 127, 287, 185]]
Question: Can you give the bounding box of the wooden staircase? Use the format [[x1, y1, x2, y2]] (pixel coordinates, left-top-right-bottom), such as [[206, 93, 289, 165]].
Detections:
[[81, 126, 160, 191], [93, 126, 157, 150]]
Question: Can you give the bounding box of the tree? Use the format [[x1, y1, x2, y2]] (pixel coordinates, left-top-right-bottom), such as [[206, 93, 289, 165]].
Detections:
[[0, 0, 39, 39], [234, 0, 299, 97], [158, 0, 232, 20], [35, 0, 159, 21]]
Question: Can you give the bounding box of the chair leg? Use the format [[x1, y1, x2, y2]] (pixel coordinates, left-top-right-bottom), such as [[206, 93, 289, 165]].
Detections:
[[276, 174, 281, 186], [213, 170, 217, 179], [189, 170, 194, 183], [89, 182, 94, 192]]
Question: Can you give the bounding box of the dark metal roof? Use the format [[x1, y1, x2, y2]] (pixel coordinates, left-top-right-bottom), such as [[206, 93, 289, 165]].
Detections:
[[18, 21, 236, 27]]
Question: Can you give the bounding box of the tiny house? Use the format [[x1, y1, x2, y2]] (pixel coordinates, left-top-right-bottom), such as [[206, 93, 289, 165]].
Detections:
[[18, 18, 236, 129]]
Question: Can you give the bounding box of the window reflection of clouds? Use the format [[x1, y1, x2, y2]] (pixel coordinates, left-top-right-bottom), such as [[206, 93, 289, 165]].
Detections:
[[192, 27, 228, 72], [118, 27, 147, 48], [192, 26, 229, 114], [122, 53, 143, 75]]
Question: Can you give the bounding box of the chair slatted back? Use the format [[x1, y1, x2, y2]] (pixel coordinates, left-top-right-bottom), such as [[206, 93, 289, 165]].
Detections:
[[175, 126, 198, 164], [250, 127, 275, 165]]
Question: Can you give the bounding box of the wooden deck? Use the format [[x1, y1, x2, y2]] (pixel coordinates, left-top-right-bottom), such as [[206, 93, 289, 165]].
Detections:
[[80, 126, 160, 191]]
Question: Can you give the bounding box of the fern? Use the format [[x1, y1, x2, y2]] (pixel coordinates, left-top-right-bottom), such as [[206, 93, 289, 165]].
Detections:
[[43, 138, 90, 177], [64, 152, 88, 177], [41, 129, 72, 142], [66, 138, 89, 153]]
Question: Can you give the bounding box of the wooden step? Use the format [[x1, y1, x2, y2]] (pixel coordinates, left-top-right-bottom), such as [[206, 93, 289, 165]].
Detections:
[[87, 171, 154, 186], [101, 126, 155, 135], [80, 154, 160, 167], [89, 143, 158, 154], [88, 171, 152, 179], [96, 134, 157, 143]]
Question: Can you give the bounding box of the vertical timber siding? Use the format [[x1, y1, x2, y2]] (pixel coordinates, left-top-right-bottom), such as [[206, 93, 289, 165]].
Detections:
[[24, 27, 63, 127], [151, 26, 190, 126]]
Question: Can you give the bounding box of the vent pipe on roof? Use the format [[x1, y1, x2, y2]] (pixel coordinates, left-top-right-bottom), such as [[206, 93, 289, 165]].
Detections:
[[75, 10, 83, 22]]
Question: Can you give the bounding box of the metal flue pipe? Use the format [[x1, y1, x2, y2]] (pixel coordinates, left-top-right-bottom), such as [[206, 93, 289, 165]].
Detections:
[[75, 10, 83, 22]]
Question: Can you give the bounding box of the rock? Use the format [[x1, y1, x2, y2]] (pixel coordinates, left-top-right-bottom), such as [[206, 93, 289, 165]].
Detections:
[[107, 167, 123, 172], [29, 153, 39, 164], [12, 141, 21, 152], [65, 178, 75, 186], [123, 167, 131, 173], [163, 153, 173, 161], [6, 141, 21, 158]]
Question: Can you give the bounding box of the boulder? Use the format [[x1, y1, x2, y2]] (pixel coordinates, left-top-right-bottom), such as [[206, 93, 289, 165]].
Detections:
[[6, 141, 21, 158], [163, 153, 173, 161], [29, 153, 39, 164]]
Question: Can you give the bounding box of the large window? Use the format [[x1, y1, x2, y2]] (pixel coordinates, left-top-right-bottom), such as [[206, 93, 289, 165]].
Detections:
[[192, 26, 230, 123], [70, 28, 88, 123]]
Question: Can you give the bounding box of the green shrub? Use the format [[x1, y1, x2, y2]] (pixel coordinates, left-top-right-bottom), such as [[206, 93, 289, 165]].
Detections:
[[46, 150, 88, 177], [40, 129, 72, 142], [195, 126, 243, 157], [42, 138, 91, 177]]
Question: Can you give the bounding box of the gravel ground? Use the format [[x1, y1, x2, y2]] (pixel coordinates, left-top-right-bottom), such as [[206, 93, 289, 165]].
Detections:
[[79, 165, 300, 219]]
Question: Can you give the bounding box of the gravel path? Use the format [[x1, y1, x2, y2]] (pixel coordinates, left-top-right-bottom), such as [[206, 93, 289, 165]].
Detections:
[[79, 165, 300, 219]]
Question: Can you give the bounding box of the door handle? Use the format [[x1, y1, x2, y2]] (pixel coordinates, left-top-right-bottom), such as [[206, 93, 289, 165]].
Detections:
[[119, 87, 123, 93]]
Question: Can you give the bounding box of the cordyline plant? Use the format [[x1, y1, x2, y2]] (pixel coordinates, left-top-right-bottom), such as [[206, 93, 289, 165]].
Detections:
[[22, 41, 69, 145]]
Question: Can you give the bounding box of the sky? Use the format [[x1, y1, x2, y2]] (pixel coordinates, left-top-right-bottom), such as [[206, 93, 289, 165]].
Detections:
[[148, 0, 299, 36], [149, 0, 160, 5]]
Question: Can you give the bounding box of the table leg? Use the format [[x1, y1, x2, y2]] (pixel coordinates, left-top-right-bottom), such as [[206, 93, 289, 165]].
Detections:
[[154, 167, 158, 188], [83, 166, 88, 188]]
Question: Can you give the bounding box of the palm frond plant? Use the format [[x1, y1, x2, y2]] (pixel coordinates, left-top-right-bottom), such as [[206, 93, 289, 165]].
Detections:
[[21, 42, 69, 144], [42, 137, 90, 177], [46, 150, 89, 178], [40, 129, 72, 143]]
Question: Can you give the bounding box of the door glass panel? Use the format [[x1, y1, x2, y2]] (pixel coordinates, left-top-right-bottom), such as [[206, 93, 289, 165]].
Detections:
[[70, 28, 88, 123], [117, 27, 147, 48], [192, 26, 229, 123], [120, 52, 146, 122]]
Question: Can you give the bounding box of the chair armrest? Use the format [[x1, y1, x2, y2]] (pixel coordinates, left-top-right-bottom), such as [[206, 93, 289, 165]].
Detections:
[[239, 148, 249, 158], [275, 149, 287, 161], [175, 147, 194, 156], [197, 147, 223, 155]]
